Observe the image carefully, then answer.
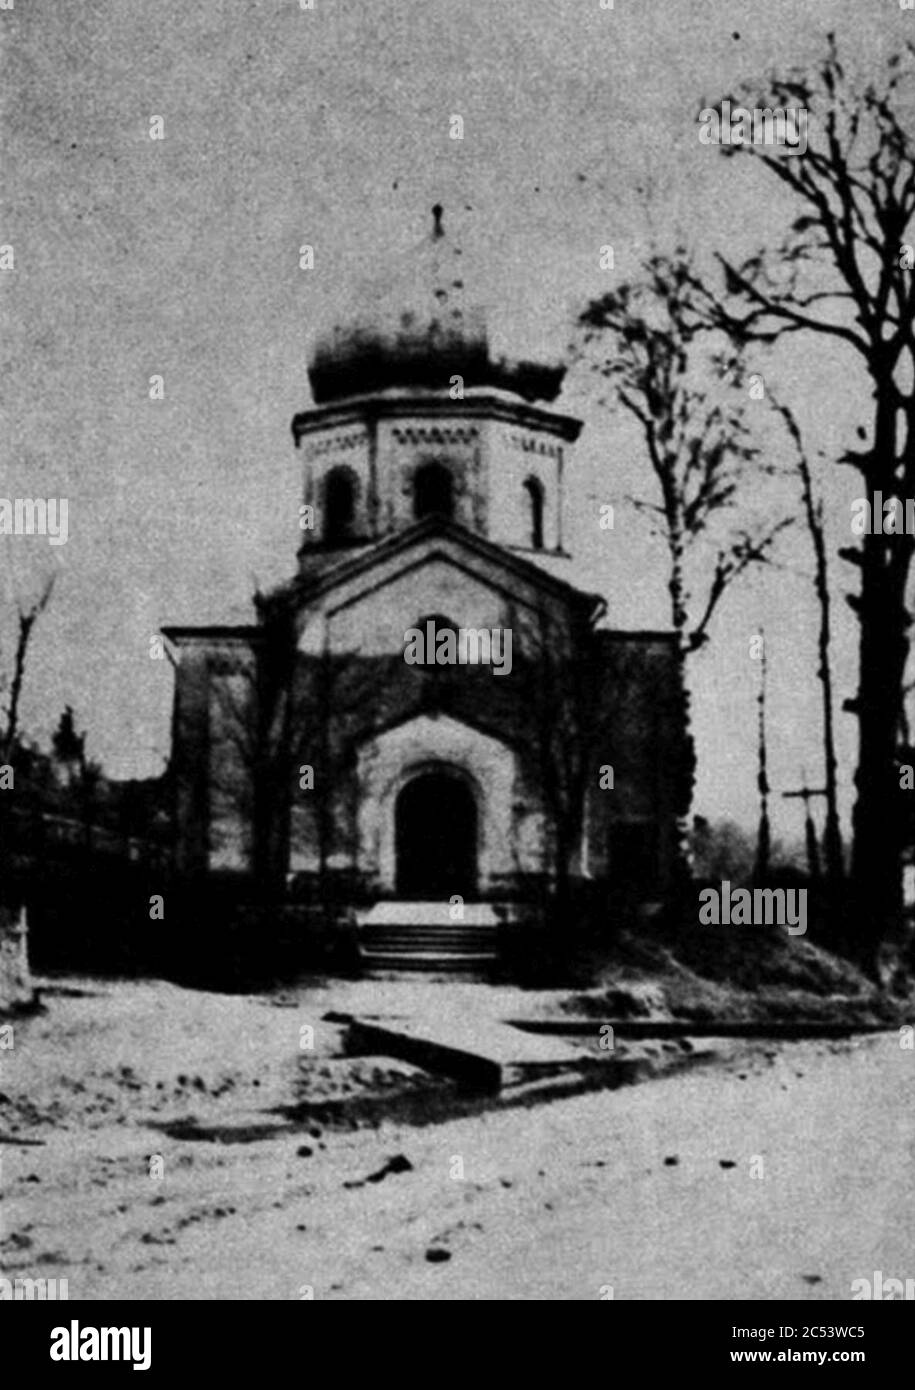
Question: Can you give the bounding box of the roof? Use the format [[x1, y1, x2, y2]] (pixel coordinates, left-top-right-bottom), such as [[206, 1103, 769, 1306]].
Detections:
[[266, 514, 607, 623], [307, 207, 567, 407]]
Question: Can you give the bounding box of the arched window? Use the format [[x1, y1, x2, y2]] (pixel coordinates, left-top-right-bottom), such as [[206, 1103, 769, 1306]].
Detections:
[[524, 477, 545, 550], [324, 467, 356, 543], [414, 462, 454, 520], [417, 612, 455, 635]]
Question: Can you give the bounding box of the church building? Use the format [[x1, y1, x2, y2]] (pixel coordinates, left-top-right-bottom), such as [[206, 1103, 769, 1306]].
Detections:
[[163, 209, 693, 969]]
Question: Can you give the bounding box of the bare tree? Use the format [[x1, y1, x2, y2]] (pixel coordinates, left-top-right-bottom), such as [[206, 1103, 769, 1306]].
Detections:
[[210, 604, 377, 902], [291, 633, 379, 903], [577, 253, 791, 879], [754, 628, 771, 882], [0, 569, 55, 988], [577, 251, 792, 661], [510, 604, 594, 923], [771, 395, 844, 887], [1, 571, 55, 764], [694, 37, 915, 960]]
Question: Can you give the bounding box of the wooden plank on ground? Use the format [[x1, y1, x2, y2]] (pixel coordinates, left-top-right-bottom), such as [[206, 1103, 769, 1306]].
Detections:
[[346, 1015, 592, 1090]]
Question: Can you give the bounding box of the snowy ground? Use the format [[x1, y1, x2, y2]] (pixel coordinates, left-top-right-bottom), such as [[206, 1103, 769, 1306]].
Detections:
[[1, 977, 912, 1300]]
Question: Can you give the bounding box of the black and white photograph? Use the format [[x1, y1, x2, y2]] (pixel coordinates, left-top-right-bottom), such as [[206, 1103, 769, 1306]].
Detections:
[[2, 0, 915, 1341]]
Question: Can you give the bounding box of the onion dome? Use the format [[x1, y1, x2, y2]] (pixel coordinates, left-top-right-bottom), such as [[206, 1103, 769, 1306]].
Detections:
[[307, 205, 565, 405]]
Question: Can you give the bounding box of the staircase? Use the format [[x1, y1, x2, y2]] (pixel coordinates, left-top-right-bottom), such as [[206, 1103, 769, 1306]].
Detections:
[[356, 901, 504, 975]]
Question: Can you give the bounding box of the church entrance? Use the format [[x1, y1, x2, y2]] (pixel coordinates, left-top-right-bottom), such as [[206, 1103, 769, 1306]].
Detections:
[[395, 770, 478, 898]]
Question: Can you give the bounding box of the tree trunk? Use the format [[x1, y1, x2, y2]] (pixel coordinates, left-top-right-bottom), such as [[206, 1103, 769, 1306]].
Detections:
[[753, 636, 770, 883], [1, 613, 35, 763], [849, 396, 913, 968], [849, 582, 909, 959], [800, 452, 843, 887]]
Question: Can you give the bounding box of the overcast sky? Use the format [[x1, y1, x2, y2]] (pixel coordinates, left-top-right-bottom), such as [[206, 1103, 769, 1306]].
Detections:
[[2, 0, 910, 848]]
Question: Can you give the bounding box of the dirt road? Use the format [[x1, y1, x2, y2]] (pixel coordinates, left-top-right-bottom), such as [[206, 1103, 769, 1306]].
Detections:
[[1, 982, 912, 1299]]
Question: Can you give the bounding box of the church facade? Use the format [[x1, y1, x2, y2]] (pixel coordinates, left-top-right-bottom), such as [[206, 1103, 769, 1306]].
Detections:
[[163, 210, 693, 966]]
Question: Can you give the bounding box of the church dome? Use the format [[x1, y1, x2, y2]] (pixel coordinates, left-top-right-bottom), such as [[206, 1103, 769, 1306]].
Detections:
[[307, 206, 566, 406]]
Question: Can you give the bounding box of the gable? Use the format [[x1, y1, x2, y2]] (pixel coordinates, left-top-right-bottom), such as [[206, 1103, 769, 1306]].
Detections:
[[294, 525, 595, 656]]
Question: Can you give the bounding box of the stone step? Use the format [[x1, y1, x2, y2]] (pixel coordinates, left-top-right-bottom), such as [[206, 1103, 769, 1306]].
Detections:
[[361, 953, 497, 972], [357, 901, 510, 929], [361, 930, 498, 947], [361, 933, 499, 955], [362, 951, 496, 964], [356, 901, 510, 974], [362, 942, 498, 960], [361, 922, 498, 934], [363, 949, 497, 962]]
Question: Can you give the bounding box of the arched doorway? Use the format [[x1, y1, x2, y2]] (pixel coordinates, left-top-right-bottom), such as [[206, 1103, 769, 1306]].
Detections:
[[395, 770, 478, 897]]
